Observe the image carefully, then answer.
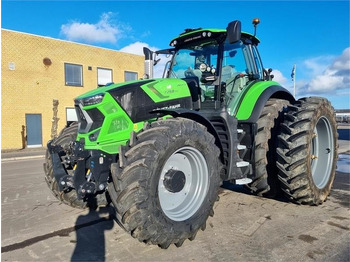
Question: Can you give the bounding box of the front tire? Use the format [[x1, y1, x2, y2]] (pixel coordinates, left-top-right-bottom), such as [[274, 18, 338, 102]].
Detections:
[[108, 118, 222, 248], [44, 123, 87, 209], [276, 97, 338, 205]]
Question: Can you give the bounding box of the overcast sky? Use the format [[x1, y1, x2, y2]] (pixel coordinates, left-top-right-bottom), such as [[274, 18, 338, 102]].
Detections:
[[2, 0, 349, 109]]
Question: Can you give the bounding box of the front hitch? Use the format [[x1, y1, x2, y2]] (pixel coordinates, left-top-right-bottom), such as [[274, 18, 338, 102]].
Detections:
[[47, 140, 71, 191], [48, 140, 114, 200], [48, 140, 91, 199]]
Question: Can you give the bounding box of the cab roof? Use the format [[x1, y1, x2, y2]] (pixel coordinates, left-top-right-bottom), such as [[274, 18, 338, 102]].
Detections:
[[169, 28, 260, 48]]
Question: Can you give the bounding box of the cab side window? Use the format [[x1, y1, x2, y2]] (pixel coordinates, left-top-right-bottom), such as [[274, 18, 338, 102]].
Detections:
[[252, 46, 263, 79]]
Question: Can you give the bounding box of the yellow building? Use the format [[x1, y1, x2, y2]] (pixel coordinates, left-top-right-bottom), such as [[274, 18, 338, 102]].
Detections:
[[1, 29, 144, 150]]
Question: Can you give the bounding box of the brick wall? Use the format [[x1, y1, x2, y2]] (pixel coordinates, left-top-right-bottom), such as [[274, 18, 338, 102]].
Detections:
[[1, 29, 144, 150]]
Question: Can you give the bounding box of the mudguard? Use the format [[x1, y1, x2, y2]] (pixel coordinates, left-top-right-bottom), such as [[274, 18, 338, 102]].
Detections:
[[152, 108, 221, 149], [235, 82, 295, 123]]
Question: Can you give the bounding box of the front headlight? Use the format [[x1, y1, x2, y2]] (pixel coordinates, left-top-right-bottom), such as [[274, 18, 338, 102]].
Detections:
[[80, 94, 105, 106]]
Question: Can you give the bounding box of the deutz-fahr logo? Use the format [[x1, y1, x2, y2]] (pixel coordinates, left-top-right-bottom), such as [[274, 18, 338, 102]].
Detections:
[[156, 103, 181, 110]]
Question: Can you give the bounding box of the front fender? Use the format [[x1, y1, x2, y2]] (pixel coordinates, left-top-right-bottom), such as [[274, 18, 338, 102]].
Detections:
[[152, 108, 223, 155]]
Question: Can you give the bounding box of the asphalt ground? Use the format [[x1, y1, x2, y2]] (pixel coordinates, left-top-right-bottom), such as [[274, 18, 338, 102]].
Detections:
[[1, 140, 349, 261]]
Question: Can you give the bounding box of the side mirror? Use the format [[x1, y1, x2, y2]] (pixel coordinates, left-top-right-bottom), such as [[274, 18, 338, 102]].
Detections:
[[226, 20, 241, 44]]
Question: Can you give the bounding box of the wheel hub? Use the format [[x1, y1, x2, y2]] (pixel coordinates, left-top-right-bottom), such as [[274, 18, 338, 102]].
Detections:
[[158, 147, 209, 221], [311, 116, 334, 189], [163, 169, 186, 193]]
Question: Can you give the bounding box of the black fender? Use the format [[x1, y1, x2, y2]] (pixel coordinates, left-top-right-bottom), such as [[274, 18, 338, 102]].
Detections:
[[152, 109, 224, 161]]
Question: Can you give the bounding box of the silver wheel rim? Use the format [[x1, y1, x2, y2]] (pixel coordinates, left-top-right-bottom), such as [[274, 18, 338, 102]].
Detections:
[[158, 146, 209, 221], [311, 116, 334, 189]]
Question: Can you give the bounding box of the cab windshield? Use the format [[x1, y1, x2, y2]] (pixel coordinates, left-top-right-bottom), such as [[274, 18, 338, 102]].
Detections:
[[168, 41, 219, 100], [168, 39, 254, 102]]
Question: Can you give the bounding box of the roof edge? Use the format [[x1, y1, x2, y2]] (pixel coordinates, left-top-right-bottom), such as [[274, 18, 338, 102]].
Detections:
[[1, 28, 143, 57]]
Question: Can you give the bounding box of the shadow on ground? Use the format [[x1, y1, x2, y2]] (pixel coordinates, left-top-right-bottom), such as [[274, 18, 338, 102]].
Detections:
[[71, 204, 115, 262]]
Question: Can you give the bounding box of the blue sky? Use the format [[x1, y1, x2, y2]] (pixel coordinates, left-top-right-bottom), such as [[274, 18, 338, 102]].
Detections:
[[2, 0, 350, 109]]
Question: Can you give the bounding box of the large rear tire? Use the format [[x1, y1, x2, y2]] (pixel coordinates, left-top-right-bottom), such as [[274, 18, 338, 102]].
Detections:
[[108, 118, 222, 248], [276, 97, 338, 205], [245, 98, 289, 197]]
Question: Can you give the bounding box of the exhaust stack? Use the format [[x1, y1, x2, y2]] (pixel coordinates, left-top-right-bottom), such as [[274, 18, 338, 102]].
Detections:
[[143, 47, 153, 79]]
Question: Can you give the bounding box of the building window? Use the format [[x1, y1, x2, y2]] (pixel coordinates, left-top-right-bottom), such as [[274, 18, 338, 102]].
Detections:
[[97, 68, 113, 86], [66, 107, 78, 126], [65, 63, 83, 86], [124, 71, 138, 81]]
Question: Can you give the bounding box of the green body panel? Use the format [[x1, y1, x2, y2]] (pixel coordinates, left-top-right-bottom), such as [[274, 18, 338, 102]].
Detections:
[[229, 81, 281, 120], [75, 78, 191, 154], [141, 78, 191, 102], [76, 92, 144, 154]]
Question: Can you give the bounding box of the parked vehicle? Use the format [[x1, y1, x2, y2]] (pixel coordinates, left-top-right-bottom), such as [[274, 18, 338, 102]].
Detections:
[[44, 18, 338, 248]]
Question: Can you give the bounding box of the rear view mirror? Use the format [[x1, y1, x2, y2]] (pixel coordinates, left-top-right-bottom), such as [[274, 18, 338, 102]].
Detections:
[[226, 20, 241, 44]]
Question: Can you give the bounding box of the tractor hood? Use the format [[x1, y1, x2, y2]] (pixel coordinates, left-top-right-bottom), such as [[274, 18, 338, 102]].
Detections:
[[75, 78, 190, 102], [74, 78, 192, 124]]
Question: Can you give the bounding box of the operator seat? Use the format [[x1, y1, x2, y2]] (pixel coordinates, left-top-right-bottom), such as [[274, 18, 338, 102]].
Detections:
[[221, 65, 235, 83], [185, 67, 202, 79]]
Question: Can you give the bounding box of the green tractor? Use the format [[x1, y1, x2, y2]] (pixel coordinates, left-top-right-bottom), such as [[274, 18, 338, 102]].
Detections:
[[44, 19, 338, 248]]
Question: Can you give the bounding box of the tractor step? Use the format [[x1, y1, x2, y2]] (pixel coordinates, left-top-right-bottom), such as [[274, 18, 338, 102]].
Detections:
[[237, 129, 244, 134], [237, 144, 246, 150], [236, 160, 249, 168], [235, 178, 253, 185]]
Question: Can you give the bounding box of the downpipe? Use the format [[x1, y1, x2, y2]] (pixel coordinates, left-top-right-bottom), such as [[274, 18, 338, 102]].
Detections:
[[143, 47, 154, 79]]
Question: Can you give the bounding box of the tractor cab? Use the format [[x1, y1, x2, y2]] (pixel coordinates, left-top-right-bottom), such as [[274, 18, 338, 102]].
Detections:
[[145, 20, 269, 111]]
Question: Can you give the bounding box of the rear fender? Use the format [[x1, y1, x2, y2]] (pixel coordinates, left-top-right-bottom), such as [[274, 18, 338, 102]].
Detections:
[[236, 83, 295, 123]]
